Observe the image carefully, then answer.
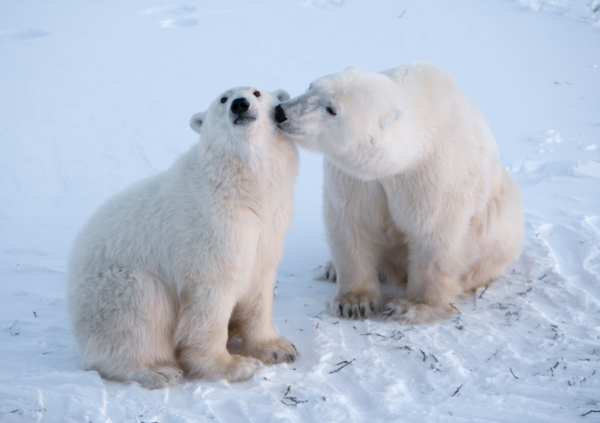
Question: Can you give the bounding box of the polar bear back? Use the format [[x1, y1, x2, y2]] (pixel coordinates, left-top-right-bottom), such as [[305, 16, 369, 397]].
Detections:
[[380, 62, 504, 204], [383, 61, 500, 160]]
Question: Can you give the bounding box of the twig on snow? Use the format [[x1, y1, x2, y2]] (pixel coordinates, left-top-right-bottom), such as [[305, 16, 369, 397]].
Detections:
[[582, 410, 600, 417], [360, 332, 387, 339], [538, 274, 547, 280], [510, 368, 519, 379], [10, 321, 19, 336], [551, 362, 559, 375], [451, 384, 463, 397], [420, 350, 427, 362], [329, 359, 356, 374], [517, 287, 532, 296], [281, 396, 307, 406], [479, 285, 489, 299], [280, 385, 308, 406], [7, 408, 46, 415], [449, 303, 461, 314], [398, 10, 406, 19]]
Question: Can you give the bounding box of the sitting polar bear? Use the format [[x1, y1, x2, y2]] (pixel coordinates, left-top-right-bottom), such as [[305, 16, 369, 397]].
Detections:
[[68, 87, 298, 389], [275, 62, 524, 324]]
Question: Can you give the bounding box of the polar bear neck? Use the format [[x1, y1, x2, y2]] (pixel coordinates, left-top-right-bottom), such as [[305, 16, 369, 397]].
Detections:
[[179, 134, 296, 210], [198, 128, 273, 172]]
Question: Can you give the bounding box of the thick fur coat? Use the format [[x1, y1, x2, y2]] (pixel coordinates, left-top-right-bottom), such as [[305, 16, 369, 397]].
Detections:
[[68, 87, 299, 388], [276, 62, 524, 324]]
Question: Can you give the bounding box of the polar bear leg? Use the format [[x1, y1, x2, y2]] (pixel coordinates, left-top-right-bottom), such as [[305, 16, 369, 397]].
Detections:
[[382, 241, 463, 324], [323, 160, 387, 319], [175, 282, 261, 383], [462, 170, 525, 292], [229, 267, 297, 365], [72, 267, 183, 389]]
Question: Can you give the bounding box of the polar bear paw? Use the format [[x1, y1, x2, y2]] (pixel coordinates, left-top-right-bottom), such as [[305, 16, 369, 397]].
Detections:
[[131, 364, 184, 390], [381, 298, 452, 325], [313, 260, 337, 282], [181, 351, 261, 383], [332, 291, 380, 319], [221, 354, 262, 383], [246, 336, 297, 365]]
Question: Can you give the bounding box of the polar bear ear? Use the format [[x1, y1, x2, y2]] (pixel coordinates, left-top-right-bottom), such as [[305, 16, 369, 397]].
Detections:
[[271, 89, 290, 102], [189, 112, 206, 134]]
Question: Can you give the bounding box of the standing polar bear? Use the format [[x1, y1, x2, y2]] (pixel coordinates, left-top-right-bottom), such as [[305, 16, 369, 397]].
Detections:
[[275, 62, 524, 324], [68, 87, 299, 389]]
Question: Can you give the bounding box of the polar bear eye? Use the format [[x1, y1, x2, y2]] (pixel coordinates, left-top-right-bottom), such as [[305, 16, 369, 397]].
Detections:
[[253, 91, 261, 98], [326, 107, 337, 116], [220, 97, 228, 104]]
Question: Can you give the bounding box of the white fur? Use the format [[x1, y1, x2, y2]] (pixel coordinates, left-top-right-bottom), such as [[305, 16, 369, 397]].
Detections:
[[278, 62, 524, 324], [68, 87, 298, 388]]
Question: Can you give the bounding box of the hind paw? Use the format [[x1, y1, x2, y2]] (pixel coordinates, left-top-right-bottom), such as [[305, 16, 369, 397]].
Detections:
[[132, 364, 183, 389], [382, 298, 452, 325]]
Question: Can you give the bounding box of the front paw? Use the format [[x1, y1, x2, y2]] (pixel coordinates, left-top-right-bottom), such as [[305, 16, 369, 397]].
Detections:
[[382, 298, 452, 325], [246, 336, 297, 365], [332, 291, 380, 319], [222, 354, 262, 383]]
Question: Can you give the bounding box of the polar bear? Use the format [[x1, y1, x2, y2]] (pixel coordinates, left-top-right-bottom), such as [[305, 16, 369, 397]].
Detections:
[[68, 86, 299, 389], [275, 62, 524, 324]]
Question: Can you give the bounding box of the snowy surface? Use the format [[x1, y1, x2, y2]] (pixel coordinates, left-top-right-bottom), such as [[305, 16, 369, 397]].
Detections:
[[517, 0, 600, 25], [1, 0, 600, 421]]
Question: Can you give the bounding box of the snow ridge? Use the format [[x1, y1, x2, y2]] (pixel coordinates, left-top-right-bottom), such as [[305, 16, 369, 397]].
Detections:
[[516, 0, 600, 25]]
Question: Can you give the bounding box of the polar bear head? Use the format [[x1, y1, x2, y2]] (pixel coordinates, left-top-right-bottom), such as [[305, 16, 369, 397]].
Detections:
[[190, 87, 291, 149], [275, 67, 416, 180]]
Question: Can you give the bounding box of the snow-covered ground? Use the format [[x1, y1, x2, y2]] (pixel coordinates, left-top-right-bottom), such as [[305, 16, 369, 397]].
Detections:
[[1, 0, 599, 421]]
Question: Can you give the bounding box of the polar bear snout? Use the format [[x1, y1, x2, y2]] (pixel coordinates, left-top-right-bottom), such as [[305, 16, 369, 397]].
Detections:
[[275, 102, 305, 137], [230, 97, 256, 125], [274, 93, 328, 143], [274, 104, 287, 123], [231, 97, 250, 114]]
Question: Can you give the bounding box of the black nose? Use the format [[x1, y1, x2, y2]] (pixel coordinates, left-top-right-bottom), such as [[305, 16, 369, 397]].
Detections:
[[231, 97, 250, 115], [275, 104, 287, 123]]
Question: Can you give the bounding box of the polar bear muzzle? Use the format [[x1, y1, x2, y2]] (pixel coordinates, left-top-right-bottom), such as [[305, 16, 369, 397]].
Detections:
[[231, 97, 257, 125], [274, 104, 287, 123]]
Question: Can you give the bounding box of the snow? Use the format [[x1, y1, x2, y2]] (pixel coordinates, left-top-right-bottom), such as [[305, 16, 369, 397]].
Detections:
[[1, 0, 599, 421], [517, 0, 600, 25]]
